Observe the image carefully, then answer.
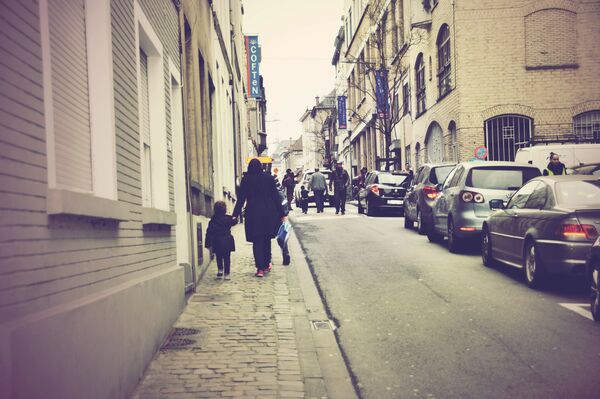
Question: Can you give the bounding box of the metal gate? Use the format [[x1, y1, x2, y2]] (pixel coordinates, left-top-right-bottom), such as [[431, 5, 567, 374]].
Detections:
[[426, 122, 444, 163], [484, 115, 532, 161], [573, 111, 600, 141]]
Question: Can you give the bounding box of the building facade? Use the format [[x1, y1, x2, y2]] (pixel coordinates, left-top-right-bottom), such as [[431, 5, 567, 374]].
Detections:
[[0, 0, 185, 398], [335, 0, 600, 173], [300, 95, 337, 171]]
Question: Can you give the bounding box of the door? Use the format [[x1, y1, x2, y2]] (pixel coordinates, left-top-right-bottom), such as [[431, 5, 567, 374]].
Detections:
[[406, 166, 426, 220], [434, 166, 463, 234], [426, 123, 444, 163], [494, 180, 539, 263]]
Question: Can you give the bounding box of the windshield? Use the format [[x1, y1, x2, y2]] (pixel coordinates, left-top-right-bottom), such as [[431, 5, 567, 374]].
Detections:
[[432, 165, 455, 185], [466, 167, 541, 190], [378, 173, 408, 186], [556, 180, 600, 207]]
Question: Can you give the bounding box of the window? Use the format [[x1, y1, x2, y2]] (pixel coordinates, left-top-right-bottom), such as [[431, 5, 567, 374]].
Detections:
[[402, 81, 411, 115], [437, 25, 451, 98], [41, 0, 117, 199], [556, 180, 600, 207], [393, 92, 400, 118], [405, 145, 411, 168], [573, 111, 600, 140], [508, 181, 539, 210], [467, 167, 541, 190], [485, 115, 532, 161], [136, 2, 169, 211], [525, 182, 548, 209], [431, 165, 455, 185], [415, 142, 421, 168], [415, 54, 426, 116], [359, 51, 366, 96]]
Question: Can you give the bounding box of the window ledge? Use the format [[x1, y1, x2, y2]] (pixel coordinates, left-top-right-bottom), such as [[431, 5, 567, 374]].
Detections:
[[142, 207, 176, 226], [525, 64, 579, 71], [47, 189, 129, 221]]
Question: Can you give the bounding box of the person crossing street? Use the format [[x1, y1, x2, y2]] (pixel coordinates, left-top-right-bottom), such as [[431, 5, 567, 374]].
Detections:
[[329, 161, 350, 215]]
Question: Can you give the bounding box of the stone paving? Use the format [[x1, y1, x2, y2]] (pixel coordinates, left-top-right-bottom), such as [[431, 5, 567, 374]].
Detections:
[[130, 225, 313, 399]]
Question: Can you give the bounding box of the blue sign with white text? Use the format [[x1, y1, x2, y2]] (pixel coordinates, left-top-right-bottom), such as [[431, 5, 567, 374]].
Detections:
[[337, 96, 347, 129], [245, 35, 261, 98]]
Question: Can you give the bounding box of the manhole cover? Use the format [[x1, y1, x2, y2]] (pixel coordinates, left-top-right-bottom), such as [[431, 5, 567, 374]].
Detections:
[[161, 338, 196, 350], [311, 320, 334, 330], [171, 327, 200, 336]]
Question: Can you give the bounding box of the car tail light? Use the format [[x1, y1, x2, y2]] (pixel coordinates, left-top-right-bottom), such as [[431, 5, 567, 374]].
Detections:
[[370, 185, 380, 195], [460, 191, 484, 203], [423, 185, 439, 199], [559, 223, 599, 240]]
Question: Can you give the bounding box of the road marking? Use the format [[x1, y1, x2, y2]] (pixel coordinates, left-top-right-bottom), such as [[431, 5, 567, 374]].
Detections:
[[293, 215, 360, 222], [559, 303, 593, 321]]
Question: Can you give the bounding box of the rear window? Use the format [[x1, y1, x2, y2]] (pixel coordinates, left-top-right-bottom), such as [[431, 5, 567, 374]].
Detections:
[[378, 173, 408, 186], [466, 167, 541, 190], [556, 180, 600, 207], [431, 165, 455, 185]]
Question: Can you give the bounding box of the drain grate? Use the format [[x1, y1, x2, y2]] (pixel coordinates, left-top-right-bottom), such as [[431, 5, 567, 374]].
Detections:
[[311, 320, 334, 330], [171, 327, 200, 336], [161, 338, 195, 350]]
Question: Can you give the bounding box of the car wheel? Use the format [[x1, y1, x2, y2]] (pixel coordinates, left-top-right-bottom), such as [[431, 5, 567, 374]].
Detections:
[[404, 212, 413, 229], [366, 200, 376, 216], [427, 223, 443, 243], [481, 226, 495, 268], [416, 209, 427, 235], [590, 259, 600, 322], [524, 240, 545, 288], [447, 218, 463, 253], [357, 199, 364, 214]]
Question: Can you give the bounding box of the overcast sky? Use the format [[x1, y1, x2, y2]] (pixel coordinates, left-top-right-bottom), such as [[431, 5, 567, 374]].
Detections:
[[242, 0, 344, 149]]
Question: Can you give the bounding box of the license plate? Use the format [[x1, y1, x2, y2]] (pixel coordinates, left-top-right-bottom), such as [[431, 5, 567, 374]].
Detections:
[[388, 200, 403, 205]]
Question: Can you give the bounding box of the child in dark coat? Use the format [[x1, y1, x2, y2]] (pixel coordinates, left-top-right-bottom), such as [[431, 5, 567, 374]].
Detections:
[[205, 201, 236, 280], [300, 185, 309, 214]]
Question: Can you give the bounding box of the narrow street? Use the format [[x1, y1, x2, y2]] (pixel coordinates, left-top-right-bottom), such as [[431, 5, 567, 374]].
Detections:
[[292, 204, 600, 399]]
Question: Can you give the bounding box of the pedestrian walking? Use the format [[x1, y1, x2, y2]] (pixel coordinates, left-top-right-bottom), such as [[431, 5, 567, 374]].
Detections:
[[309, 167, 327, 213], [205, 201, 236, 280], [329, 161, 350, 215], [543, 152, 567, 176], [232, 158, 287, 277], [300, 185, 309, 214], [282, 169, 296, 211]]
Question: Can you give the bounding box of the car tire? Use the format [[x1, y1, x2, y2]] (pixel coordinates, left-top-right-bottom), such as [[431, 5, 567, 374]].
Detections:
[[524, 240, 545, 288], [481, 226, 495, 268], [366, 200, 377, 217], [447, 218, 463, 253], [589, 259, 600, 322], [404, 212, 413, 229], [416, 209, 427, 235], [427, 224, 443, 243], [357, 200, 364, 214]]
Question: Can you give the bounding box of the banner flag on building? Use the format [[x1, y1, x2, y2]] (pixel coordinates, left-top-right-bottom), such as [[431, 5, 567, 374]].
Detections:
[[375, 68, 389, 119], [337, 96, 347, 129], [245, 35, 261, 98]]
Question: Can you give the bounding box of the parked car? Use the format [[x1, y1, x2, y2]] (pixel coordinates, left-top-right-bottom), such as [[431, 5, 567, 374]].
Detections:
[[571, 162, 600, 176], [514, 143, 600, 173], [586, 237, 600, 322], [357, 171, 410, 216], [293, 169, 333, 207], [404, 163, 456, 234], [428, 161, 541, 252], [482, 176, 600, 288]]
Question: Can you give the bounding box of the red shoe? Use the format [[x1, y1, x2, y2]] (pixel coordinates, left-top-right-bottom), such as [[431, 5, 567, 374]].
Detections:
[[265, 263, 272, 273], [256, 270, 264, 278]]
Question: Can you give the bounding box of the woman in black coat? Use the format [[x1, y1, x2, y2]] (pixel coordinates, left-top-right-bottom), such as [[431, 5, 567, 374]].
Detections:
[[232, 158, 286, 277]]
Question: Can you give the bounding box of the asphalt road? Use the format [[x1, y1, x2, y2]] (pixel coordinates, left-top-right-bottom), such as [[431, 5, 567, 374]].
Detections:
[[291, 204, 600, 399]]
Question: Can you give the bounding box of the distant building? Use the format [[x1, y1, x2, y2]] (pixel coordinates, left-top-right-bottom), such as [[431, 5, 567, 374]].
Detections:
[[300, 94, 337, 171], [281, 137, 305, 175]]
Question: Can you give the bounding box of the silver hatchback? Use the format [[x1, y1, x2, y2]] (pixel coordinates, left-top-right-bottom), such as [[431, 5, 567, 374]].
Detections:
[[428, 161, 541, 252]]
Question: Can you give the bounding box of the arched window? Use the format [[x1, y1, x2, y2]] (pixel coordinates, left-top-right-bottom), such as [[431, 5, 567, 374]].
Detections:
[[425, 122, 444, 163], [437, 24, 451, 98], [573, 111, 600, 141], [448, 121, 458, 161], [484, 115, 532, 161], [415, 54, 426, 116]]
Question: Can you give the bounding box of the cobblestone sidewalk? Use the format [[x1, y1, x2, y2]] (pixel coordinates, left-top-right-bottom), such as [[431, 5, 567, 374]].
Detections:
[[131, 225, 318, 399]]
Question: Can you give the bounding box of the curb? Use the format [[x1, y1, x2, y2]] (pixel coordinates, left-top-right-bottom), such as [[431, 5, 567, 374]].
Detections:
[[285, 219, 359, 399]]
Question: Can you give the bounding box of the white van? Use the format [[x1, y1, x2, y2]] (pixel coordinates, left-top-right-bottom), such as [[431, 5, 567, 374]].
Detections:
[[515, 143, 600, 173]]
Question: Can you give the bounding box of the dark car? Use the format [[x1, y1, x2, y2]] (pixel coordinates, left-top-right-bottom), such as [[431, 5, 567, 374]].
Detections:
[[404, 163, 456, 234], [571, 163, 600, 176], [586, 237, 600, 322], [482, 176, 600, 288], [357, 171, 409, 216], [428, 161, 541, 252]]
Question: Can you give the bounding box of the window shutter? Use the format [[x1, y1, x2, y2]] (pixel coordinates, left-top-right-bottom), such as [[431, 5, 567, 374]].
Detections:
[[50, 0, 92, 192], [139, 49, 151, 145]]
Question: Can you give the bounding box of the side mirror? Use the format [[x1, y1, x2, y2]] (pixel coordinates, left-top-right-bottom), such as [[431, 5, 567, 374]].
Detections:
[[489, 199, 506, 210], [435, 183, 443, 192]]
